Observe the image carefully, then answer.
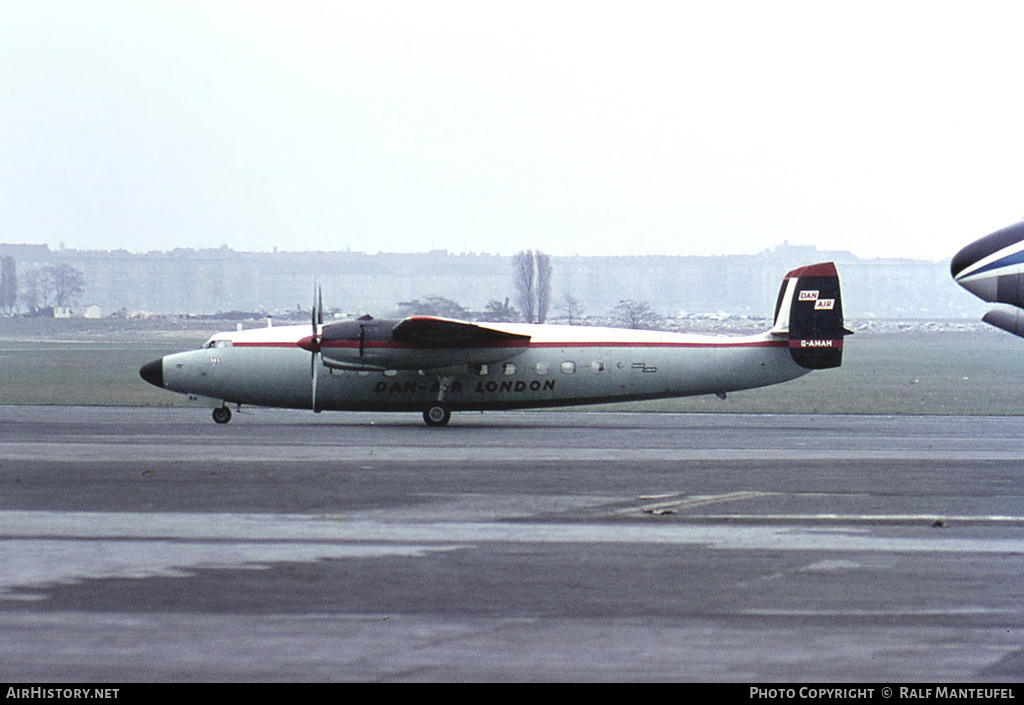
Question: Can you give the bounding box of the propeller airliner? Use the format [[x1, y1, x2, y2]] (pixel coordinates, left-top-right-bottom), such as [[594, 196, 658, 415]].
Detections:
[[139, 262, 850, 426]]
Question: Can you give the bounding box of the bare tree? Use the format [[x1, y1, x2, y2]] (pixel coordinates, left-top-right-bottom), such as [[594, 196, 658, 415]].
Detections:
[[610, 299, 665, 330], [535, 251, 552, 323], [0, 257, 16, 313], [51, 264, 85, 308], [511, 250, 553, 323], [20, 268, 44, 313], [20, 264, 85, 313], [512, 250, 535, 323], [555, 292, 585, 325]]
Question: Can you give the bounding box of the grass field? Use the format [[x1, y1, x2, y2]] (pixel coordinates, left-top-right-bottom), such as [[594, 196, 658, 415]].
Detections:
[[1, 318, 1022, 414], [602, 329, 1024, 415], [0, 318, 211, 407]]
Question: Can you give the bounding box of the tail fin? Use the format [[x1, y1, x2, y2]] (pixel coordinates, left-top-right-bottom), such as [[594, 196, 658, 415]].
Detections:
[[771, 262, 851, 369]]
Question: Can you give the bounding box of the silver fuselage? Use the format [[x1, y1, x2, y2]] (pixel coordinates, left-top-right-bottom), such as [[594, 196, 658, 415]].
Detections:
[[159, 322, 809, 412]]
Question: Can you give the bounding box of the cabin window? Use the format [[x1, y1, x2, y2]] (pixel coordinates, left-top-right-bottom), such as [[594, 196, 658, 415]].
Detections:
[[591, 361, 605, 372], [384, 369, 398, 377], [477, 364, 488, 376], [561, 361, 576, 374], [503, 363, 516, 375], [536, 363, 549, 375]]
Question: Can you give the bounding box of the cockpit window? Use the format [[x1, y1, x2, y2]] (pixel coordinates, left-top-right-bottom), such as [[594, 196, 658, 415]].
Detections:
[[203, 339, 233, 349]]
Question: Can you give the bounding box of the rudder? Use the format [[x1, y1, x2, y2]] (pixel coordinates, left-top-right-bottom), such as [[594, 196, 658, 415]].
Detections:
[[772, 262, 850, 369]]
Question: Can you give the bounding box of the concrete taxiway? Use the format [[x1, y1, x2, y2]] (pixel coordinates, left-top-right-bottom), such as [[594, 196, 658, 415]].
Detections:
[[1, 405, 1022, 682]]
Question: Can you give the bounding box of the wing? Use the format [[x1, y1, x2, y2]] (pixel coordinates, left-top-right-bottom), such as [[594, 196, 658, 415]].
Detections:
[[318, 316, 531, 371]]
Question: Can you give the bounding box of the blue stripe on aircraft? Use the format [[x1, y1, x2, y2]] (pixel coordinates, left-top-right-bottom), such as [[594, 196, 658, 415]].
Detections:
[[964, 249, 1024, 278]]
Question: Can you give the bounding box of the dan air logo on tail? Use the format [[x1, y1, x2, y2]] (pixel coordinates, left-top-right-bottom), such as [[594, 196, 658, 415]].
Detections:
[[798, 290, 835, 309]]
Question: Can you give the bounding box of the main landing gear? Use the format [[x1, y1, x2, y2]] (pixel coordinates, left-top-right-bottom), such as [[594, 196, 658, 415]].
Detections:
[[423, 403, 451, 427], [422, 373, 456, 427], [212, 406, 232, 424]]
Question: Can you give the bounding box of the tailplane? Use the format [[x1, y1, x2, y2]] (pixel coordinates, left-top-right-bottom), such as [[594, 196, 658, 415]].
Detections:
[[771, 262, 851, 369]]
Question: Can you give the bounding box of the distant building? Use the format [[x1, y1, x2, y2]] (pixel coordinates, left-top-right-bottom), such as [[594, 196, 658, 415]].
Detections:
[[0, 243, 51, 264], [0, 242, 985, 320]]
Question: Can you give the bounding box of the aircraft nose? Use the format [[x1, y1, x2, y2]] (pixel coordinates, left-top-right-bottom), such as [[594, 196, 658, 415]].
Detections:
[[139, 358, 164, 388], [950, 243, 978, 281], [951, 241, 992, 301], [952, 221, 1024, 280], [951, 221, 1024, 303]]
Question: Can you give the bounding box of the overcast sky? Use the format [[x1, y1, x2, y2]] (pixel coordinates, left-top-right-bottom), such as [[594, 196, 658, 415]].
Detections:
[[2, 1, 1024, 261]]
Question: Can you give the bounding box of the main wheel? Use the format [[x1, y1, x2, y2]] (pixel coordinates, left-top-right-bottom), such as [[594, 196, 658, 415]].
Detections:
[[423, 404, 451, 427], [212, 406, 232, 424]]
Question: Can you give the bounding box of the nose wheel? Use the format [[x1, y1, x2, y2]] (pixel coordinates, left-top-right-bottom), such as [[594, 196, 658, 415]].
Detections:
[[423, 404, 451, 427], [212, 406, 232, 424]]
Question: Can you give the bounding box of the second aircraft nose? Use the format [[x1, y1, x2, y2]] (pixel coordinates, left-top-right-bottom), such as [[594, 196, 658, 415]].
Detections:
[[139, 358, 164, 388], [950, 221, 1024, 304], [951, 220, 1024, 280]]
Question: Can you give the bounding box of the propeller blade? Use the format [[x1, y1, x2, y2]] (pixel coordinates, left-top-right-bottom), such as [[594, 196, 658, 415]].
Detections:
[[311, 283, 319, 340], [310, 282, 323, 412], [311, 350, 319, 412]]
